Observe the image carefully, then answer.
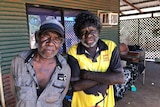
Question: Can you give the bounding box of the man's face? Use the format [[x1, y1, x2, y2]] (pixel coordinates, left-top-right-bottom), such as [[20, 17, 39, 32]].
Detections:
[[37, 31, 63, 59], [80, 26, 99, 48]]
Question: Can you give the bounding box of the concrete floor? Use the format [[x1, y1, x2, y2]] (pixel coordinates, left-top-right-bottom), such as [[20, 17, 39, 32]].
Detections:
[[115, 61, 160, 107]]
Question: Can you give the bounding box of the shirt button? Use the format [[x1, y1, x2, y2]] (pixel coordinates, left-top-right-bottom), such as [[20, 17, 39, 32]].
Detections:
[[33, 73, 36, 76]]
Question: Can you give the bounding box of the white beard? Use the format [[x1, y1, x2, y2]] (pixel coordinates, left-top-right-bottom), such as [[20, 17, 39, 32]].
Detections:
[[81, 37, 99, 48]]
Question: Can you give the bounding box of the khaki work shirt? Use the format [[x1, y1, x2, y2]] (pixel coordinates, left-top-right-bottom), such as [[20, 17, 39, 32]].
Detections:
[[10, 50, 71, 107]]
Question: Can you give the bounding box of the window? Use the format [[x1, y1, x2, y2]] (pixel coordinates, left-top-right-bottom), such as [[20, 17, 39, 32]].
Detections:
[[26, 4, 83, 54]]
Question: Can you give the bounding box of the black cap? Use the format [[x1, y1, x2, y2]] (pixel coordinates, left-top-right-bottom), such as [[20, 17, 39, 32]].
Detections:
[[40, 19, 64, 38]]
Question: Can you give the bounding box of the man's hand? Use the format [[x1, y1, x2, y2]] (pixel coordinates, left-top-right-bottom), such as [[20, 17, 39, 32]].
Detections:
[[84, 84, 109, 97]]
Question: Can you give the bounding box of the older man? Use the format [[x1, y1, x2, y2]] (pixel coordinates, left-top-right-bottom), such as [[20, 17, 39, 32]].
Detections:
[[10, 19, 71, 107], [67, 11, 124, 107]]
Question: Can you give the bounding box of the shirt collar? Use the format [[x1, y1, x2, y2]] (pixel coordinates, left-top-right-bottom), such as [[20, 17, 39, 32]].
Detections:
[[77, 39, 108, 55], [25, 49, 62, 69]]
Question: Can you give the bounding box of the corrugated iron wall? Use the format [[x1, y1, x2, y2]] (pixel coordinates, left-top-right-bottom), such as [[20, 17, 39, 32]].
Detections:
[[0, 1, 30, 74], [0, 0, 119, 74]]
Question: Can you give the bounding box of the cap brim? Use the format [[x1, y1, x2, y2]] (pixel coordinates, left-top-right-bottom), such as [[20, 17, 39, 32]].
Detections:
[[40, 23, 64, 38]]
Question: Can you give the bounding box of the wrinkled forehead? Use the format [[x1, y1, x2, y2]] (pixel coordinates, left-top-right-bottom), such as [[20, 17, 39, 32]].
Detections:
[[81, 26, 97, 32], [80, 23, 97, 30]]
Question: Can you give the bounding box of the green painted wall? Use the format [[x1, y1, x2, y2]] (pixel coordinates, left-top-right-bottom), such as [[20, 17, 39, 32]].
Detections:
[[0, 0, 120, 74]]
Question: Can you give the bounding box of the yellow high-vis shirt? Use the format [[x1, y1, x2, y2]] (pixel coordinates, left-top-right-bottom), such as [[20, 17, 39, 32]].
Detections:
[[71, 85, 115, 107], [68, 39, 120, 107]]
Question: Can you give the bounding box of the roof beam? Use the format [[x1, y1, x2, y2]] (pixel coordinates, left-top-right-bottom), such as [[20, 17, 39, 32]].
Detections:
[[122, 0, 143, 13], [120, 11, 124, 15], [120, 9, 160, 17]]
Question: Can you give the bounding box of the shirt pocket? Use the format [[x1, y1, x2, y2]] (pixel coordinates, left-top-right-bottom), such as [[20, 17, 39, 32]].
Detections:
[[53, 80, 66, 90], [52, 73, 67, 93], [45, 80, 66, 104], [17, 86, 33, 100], [15, 77, 34, 100]]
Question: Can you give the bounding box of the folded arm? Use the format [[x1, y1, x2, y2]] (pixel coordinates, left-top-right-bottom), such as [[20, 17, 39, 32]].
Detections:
[[81, 69, 124, 85], [67, 55, 98, 91], [71, 79, 98, 91]]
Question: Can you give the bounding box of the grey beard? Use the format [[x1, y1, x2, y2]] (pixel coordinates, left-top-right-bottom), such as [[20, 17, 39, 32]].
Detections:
[[81, 37, 99, 48], [37, 46, 57, 59]]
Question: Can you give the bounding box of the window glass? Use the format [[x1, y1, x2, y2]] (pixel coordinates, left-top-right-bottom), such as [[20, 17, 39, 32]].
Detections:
[[26, 4, 83, 54]]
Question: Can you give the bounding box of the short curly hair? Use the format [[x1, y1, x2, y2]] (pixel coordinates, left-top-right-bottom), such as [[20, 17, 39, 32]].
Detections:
[[74, 11, 102, 39]]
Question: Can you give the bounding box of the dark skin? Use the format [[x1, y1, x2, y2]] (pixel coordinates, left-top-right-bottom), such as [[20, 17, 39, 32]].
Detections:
[[85, 44, 98, 58], [71, 45, 124, 91], [71, 26, 124, 91], [10, 31, 63, 98], [72, 66, 124, 92], [33, 31, 62, 89], [33, 54, 56, 89]]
